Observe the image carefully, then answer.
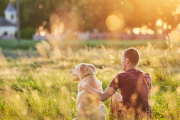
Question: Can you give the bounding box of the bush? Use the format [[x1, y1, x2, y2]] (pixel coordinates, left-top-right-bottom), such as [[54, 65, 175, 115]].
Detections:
[[20, 27, 36, 39]]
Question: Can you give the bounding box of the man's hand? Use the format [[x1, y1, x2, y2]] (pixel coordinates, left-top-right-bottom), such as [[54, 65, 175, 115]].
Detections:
[[80, 80, 116, 102], [79, 80, 89, 91]]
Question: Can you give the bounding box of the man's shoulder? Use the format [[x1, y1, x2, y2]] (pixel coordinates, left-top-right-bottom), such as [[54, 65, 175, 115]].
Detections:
[[135, 69, 151, 77], [116, 69, 151, 78], [116, 70, 135, 78], [141, 72, 151, 78]]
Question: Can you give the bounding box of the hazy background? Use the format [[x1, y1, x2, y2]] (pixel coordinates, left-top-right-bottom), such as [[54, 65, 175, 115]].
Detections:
[[1, 0, 180, 39]]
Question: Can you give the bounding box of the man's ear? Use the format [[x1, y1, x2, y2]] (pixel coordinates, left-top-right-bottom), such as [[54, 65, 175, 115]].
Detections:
[[126, 58, 130, 64], [88, 64, 97, 74]]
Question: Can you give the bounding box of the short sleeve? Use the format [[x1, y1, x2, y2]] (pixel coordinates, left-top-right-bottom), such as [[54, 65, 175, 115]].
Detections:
[[109, 75, 119, 90], [144, 73, 152, 91]]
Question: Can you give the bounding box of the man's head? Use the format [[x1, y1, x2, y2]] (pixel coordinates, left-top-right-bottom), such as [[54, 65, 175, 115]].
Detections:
[[121, 48, 139, 71]]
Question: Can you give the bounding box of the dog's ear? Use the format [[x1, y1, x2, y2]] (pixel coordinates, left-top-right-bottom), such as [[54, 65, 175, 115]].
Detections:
[[88, 64, 97, 74], [80, 64, 88, 73]]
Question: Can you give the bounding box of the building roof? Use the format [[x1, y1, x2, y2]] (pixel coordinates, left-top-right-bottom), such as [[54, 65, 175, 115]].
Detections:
[[0, 17, 16, 26], [4, 2, 16, 12]]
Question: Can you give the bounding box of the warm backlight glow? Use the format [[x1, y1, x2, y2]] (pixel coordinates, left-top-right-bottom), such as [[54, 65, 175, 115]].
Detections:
[[140, 26, 148, 34], [172, 4, 180, 15], [168, 25, 172, 29], [147, 29, 154, 35], [106, 11, 125, 31], [59, 22, 64, 33], [157, 29, 162, 34], [133, 26, 154, 35], [133, 28, 140, 34], [40, 31, 46, 36], [163, 22, 167, 29], [124, 27, 131, 34], [156, 19, 163, 26], [36, 25, 47, 36], [177, 23, 180, 30]]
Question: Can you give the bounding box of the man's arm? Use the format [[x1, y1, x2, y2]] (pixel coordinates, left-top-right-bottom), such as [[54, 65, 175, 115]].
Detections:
[[82, 83, 116, 102], [144, 73, 152, 94]]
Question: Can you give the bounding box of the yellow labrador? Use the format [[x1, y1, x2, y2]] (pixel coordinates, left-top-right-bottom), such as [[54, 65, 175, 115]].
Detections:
[[70, 63, 106, 120]]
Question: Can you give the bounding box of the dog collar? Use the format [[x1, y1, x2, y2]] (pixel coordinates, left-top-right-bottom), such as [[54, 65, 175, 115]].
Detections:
[[82, 74, 94, 79]]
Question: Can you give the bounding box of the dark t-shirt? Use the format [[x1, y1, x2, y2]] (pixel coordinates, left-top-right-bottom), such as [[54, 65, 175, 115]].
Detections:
[[109, 68, 152, 114]]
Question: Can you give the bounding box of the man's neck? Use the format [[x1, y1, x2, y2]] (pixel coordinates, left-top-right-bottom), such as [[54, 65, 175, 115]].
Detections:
[[125, 65, 136, 71]]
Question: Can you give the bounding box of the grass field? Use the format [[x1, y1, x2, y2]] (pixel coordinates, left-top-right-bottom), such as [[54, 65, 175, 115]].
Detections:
[[0, 39, 176, 50], [0, 39, 180, 119]]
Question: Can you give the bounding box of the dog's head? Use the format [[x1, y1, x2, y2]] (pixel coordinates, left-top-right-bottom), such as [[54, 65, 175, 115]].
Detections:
[[70, 63, 97, 81]]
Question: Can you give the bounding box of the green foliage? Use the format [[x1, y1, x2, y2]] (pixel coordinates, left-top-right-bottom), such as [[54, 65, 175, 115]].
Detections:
[[0, 39, 173, 51], [1, 0, 179, 32], [0, 40, 40, 50], [20, 27, 36, 39], [0, 0, 9, 16]]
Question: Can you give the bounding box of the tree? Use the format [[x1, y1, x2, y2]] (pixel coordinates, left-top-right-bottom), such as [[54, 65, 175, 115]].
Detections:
[[1, 0, 179, 35], [0, 0, 10, 17], [19, 0, 51, 29], [129, 0, 178, 29]]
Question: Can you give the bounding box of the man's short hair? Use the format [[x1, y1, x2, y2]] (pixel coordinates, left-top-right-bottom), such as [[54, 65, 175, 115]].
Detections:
[[123, 48, 139, 65]]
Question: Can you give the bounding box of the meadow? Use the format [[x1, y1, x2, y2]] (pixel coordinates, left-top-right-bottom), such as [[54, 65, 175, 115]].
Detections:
[[0, 39, 180, 120]]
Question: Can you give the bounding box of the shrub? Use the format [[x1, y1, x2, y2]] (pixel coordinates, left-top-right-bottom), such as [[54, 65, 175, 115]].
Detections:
[[20, 27, 36, 39]]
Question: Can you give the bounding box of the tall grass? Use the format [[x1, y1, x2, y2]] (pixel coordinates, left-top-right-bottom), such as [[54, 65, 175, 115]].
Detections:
[[0, 39, 180, 119]]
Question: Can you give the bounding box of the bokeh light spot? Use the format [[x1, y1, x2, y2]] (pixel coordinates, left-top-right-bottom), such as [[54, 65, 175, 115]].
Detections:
[[106, 11, 125, 31], [39, 4, 43, 9], [156, 19, 163, 26]]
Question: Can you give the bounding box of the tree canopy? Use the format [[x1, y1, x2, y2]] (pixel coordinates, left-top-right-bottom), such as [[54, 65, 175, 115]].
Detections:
[[0, 0, 179, 33]]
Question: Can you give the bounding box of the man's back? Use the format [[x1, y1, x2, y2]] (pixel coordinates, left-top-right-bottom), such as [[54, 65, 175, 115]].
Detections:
[[109, 68, 152, 114]]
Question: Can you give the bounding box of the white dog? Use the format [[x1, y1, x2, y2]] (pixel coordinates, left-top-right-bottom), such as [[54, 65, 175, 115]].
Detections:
[[70, 63, 106, 120]]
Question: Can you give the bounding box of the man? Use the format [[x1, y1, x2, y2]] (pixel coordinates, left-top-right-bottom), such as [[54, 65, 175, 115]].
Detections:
[[81, 48, 152, 119]]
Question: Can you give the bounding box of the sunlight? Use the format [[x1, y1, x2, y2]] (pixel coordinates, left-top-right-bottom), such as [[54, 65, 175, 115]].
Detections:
[[172, 4, 180, 15], [147, 29, 154, 35], [177, 23, 180, 29], [49, 13, 65, 35], [35, 25, 47, 36], [168, 25, 172, 29], [39, 26, 43, 31], [106, 11, 125, 31], [156, 19, 163, 26], [157, 29, 162, 34], [59, 22, 64, 33], [140, 26, 148, 34], [124, 27, 131, 34], [133, 26, 154, 35], [133, 28, 140, 34], [40, 31, 46, 36], [163, 22, 167, 29]]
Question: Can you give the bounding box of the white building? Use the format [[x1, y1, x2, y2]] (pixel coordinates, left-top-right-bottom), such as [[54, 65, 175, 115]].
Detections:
[[0, 2, 17, 40]]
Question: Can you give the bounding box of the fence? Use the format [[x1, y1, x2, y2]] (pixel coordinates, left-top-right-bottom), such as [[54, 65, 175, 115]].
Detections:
[[33, 32, 167, 40]]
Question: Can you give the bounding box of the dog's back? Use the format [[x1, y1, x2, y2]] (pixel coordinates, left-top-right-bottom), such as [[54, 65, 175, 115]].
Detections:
[[77, 75, 106, 120], [70, 63, 106, 119]]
